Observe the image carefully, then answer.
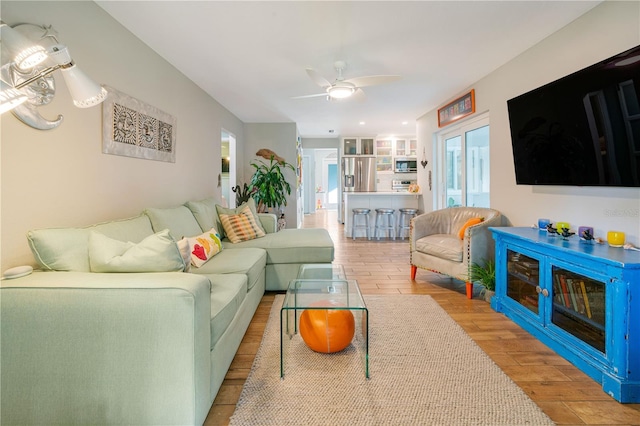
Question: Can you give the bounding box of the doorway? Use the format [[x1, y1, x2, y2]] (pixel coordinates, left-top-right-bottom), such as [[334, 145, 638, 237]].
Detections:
[[221, 130, 236, 207]]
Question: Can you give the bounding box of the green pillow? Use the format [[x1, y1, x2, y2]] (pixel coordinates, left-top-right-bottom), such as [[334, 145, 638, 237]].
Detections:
[[89, 229, 185, 273], [185, 197, 219, 234]]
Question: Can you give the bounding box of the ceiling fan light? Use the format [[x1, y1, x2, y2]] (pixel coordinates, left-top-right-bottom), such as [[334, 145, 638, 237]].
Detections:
[[328, 86, 354, 99], [0, 21, 48, 70]]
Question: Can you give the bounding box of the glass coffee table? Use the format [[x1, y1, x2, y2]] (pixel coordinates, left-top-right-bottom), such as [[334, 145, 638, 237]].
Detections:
[[280, 264, 369, 379]]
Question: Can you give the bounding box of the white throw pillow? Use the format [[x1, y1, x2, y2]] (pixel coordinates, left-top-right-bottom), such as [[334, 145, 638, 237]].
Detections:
[[89, 229, 185, 273]]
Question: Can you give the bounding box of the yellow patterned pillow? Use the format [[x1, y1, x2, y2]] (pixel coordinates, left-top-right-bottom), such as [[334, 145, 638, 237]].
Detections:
[[219, 204, 266, 243]]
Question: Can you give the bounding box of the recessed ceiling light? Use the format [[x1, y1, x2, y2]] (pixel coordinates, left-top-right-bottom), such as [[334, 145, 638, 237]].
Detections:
[[402, 121, 408, 125], [359, 121, 366, 125]]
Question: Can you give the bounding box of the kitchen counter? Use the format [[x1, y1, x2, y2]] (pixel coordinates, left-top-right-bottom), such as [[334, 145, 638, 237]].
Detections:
[[342, 192, 421, 237]]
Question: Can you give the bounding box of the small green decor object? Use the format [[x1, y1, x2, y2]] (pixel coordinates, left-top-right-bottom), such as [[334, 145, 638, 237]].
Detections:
[[469, 259, 495, 292], [249, 155, 295, 213]]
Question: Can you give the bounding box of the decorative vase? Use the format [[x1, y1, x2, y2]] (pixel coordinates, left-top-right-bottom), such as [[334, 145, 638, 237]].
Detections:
[[277, 213, 286, 231]]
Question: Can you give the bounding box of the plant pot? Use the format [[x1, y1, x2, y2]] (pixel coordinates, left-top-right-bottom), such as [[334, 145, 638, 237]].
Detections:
[[483, 289, 495, 303]]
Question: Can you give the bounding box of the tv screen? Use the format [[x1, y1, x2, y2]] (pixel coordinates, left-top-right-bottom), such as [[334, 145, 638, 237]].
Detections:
[[507, 44, 640, 187]]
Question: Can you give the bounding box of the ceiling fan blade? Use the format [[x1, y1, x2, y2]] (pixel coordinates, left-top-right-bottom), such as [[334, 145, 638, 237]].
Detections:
[[352, 88, 367, 102], [291, 92, 328, 99], [345, 75, 402, 88], [306, 68, 332, 88]]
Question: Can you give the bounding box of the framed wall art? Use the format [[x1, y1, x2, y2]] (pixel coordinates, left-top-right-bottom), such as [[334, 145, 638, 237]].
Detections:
[[438, 89, 475, 128], [102, 85, 177, 162]]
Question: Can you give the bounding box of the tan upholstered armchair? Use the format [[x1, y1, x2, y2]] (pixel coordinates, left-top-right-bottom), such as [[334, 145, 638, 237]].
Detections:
[[410, 207, 502, 299]]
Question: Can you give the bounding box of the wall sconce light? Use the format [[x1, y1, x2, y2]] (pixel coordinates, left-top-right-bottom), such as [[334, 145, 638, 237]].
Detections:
[[0, 21, 107, 130]]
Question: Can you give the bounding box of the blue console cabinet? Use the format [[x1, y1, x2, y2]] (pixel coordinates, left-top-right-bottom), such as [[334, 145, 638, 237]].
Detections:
[[490, 227, 640, 403]]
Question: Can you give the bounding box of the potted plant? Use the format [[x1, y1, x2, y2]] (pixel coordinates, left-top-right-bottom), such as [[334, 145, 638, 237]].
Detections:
[[248, 155, 296, 214], [469, 259, 495, 302]]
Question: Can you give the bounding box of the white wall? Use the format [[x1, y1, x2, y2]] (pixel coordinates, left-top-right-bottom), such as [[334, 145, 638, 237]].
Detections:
[[417, 1, 640, 244], [242, 123, 299, 227], [1, 1, 245, 269]]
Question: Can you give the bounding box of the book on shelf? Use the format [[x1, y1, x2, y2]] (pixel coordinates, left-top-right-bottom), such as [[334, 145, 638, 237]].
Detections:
[[569, 278, 586, 315], [567, 277, 579, 312], [558, 274, 572, 307], [553, 274, 566, 306], [580, 280, 592, 318]]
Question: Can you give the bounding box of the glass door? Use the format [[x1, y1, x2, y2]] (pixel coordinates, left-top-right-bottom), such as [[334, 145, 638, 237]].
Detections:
[[438, 114, 490, 208]]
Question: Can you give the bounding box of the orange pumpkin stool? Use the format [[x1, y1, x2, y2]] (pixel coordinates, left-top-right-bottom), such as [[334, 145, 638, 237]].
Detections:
[[299, 300, 355, 353]]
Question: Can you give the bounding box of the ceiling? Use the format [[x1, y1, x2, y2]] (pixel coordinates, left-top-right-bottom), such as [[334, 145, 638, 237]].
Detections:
[[96, 1, 600, 138]]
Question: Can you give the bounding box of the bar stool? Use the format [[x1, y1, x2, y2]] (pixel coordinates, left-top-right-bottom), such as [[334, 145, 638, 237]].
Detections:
[[351, 208, 371, 240], [374, 208, 396, 240], [397, 208, 419, 240]]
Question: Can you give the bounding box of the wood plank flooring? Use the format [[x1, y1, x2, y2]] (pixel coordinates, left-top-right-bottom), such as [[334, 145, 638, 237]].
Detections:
[[205, 209, 640, 426]]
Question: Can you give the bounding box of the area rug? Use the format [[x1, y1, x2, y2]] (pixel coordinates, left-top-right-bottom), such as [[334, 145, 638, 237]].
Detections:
[[230, 294, 554, 425]]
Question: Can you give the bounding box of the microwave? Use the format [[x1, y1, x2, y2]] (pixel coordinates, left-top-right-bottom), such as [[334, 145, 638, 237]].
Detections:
[[394, 157, 417, 173]]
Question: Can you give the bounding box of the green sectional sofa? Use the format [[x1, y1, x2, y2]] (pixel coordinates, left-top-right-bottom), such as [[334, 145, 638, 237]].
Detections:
[[0, 198, 334, 425]]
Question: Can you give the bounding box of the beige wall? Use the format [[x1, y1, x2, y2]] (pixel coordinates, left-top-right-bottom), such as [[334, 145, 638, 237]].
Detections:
[[417, 1, 640, 243], [1, 1, 245, 270], [243, 123, 299, 227]]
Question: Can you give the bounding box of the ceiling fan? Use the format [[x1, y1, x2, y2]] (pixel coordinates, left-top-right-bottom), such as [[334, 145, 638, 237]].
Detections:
[[293, 60, 401, 100]]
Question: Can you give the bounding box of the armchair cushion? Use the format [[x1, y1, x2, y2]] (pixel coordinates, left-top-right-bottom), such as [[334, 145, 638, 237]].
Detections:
[[415, 234, 463, 262]]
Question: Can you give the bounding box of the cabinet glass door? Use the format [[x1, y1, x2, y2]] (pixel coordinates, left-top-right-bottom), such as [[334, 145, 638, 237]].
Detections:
[[506, 250, 540, 314], [361, 138, 374, 155], [375, 140, 393, 172], [551, 267, 605, 352], [344, 138, 357, 155]]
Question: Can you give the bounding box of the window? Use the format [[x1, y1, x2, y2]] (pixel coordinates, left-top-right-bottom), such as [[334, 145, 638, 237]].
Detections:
[[438, 115, 490, 208]]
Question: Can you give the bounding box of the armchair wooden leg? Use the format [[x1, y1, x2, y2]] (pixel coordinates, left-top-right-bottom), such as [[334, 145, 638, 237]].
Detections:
[[466, 281, 473, 299], [411, 265, 417, 280]]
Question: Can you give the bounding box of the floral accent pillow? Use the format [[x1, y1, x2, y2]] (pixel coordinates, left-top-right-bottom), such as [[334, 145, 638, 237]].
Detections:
[[186, 228, 223, 268]]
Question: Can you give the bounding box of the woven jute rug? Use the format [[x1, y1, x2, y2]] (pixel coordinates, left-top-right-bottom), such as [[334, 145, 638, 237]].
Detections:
[[230, 294, 554, 425]]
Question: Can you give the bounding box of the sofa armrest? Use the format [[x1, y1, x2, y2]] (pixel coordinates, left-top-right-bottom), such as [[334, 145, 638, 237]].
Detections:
[[258, 213, 278, 233], [0, 271, 212, 425]]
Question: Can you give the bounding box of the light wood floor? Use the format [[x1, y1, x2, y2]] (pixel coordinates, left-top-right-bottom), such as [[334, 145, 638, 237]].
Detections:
[[205, 210, 640, 426]]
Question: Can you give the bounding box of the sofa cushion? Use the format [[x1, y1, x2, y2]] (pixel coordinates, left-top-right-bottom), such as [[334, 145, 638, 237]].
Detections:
[[191, 248, 266, 291], [27, 215, 154, 272], [186, 228, 223, 267], [218, 205, 266, 243], [185, 198, 221, 236], [144, 206, 203, 241], [415, 234, 463, 263], [222, 229, 334, 264], [206, 274, 248, 349], [89, 230, 185, 273]]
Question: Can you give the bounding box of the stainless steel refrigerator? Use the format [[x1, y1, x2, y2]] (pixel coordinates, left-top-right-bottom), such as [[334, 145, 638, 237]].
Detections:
[[341, 156, 376, 223], [342, 155, 376, 192]]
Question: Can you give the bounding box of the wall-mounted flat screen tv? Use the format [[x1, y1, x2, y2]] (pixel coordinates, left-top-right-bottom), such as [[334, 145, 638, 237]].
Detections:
[[507, 44, 640, 187]]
